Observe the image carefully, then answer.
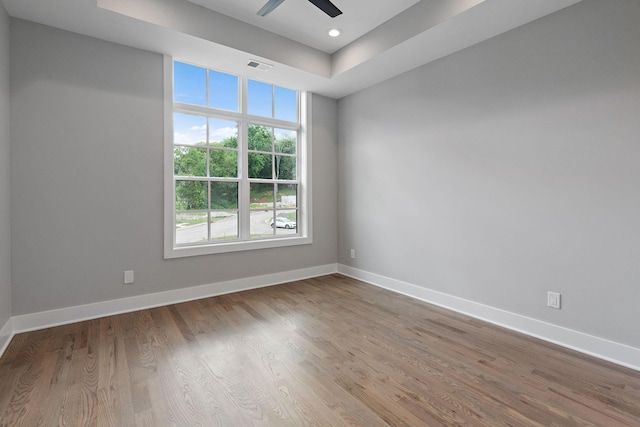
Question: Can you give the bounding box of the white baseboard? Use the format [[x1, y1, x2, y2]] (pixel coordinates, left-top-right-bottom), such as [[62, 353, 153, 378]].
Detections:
[[338, 264, 640, 372], [5, 262, 638, 372], [8, 263, 338, 337], [0, 316, 13, 357]]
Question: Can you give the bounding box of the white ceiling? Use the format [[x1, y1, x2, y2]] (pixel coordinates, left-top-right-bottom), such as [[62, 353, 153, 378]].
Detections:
[[185, 0, 421, 53], [1, 0, 585, 99]]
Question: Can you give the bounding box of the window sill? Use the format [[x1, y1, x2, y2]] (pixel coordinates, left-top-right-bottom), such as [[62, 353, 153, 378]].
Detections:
[[164, 235, 313, 259]]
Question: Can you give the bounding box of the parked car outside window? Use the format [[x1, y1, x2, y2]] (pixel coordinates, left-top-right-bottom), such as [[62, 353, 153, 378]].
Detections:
[[271, 217, 296, 229]]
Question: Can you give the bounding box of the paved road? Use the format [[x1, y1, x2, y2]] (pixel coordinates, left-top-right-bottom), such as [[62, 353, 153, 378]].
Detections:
[[176, 211, 296, 244]]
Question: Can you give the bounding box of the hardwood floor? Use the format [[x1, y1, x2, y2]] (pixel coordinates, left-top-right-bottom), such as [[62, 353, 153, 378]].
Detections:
[[1, 274, 639, 426]]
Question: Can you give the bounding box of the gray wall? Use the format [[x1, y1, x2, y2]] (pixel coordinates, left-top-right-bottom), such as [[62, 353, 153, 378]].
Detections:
[[10, 19, 338, 315], [338, 0, 640, 348], [0, 3, 10, 329]]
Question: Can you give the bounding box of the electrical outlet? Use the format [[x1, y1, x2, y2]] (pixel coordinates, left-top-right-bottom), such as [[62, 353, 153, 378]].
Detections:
[[350, 249, 356, 259], [124, 270, 134, 284], [547, 291, 561, 309]]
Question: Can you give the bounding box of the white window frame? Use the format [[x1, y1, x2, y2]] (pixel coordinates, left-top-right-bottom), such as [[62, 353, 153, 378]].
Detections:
[[163, 56, 312, 258]]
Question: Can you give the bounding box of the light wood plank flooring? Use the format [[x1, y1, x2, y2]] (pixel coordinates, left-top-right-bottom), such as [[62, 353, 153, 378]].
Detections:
[[1, 274, 639, 426]]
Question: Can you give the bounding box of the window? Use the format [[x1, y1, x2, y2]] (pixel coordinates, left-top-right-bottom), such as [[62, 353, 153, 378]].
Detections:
[[164, 57, 311, 258]]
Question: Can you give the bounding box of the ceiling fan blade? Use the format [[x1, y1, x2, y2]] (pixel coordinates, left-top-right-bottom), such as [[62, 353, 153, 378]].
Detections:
[[257, 0, 285, 16], [308, 0, 342, 17]]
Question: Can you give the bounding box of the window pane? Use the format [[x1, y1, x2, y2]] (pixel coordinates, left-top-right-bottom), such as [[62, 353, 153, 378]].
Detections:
[[274, 210, 297, 235], [174, 113, 206, 146], [274, 86, 297, 122], [209, 118, 238, 148], [211, 182, 238, 209], [277, 184, 297, 208], [210, 150, 238, 178], [250, 210, 274, 238], [210, 211, 238, 241], [275, 155, 296, 180], [209, 70, 238, 111], [250, 183, 274, 208], [176, 212, 208, 244], [174, 62, 206, 106], [175, 179, 208, 245], [274, 129, 296, 154], [274, 130, 296, 180], [249, 153, 272, 179], [174, 146, 207, 177], [248, 124, 273, 152], [250, 182, 275, 239], [175, 180, 208, 210], [248, 80, 273, 117]]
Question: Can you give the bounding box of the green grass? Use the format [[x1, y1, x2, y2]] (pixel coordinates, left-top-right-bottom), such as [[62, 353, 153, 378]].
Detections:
[[177, 218, 207, 226], [176, 214, 234, 227], [283, 212, 296, 221], [249, 187, 297, 203]]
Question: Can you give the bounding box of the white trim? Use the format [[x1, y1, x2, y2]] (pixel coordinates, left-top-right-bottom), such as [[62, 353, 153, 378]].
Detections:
[[168, 235, 313, 257], [9, 264, 337, 336], [163, 55, 176, 259], [337, 264, 640, 372], [0, 317, 13, 357], [301, 92, 313, 242]]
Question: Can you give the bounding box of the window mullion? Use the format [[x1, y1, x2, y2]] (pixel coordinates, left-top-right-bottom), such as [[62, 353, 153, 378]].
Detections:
[[239, 77, 250, 241], [206, 111, 211, 242], [239, 134, 250, 240], [207, 182, 211, 241]]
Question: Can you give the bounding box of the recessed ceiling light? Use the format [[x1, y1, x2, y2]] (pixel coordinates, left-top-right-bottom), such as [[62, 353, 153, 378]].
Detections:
[[327, 28, 342, 38]]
